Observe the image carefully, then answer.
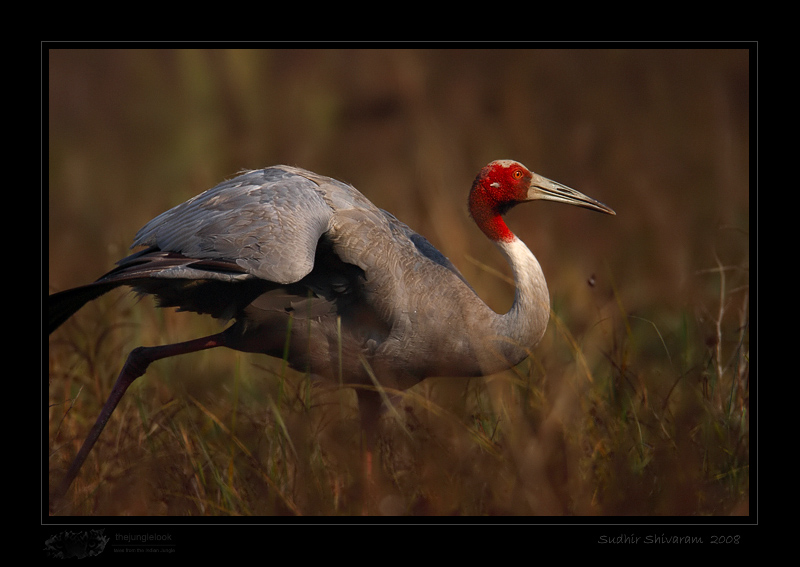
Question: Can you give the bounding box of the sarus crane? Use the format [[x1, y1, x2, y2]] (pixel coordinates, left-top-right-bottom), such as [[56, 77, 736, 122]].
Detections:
[[48, 160, 615, 503]]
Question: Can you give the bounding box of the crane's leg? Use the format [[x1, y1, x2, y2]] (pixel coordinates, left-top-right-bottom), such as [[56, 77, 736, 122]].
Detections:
[[356, 388, 382, 513], [52, 333, 227, 504]]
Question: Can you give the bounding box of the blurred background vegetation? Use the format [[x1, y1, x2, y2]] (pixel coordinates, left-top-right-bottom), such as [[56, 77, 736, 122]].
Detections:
[[48, 48, 750, 517]]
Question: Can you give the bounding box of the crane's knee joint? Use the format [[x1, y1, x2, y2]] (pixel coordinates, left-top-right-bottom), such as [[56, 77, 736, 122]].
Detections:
[[123, 346, 154, 378]]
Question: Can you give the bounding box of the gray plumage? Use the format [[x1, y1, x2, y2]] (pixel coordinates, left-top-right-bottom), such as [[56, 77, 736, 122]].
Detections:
[[53, 166, 513, 388], [48, 161, 614, 498]]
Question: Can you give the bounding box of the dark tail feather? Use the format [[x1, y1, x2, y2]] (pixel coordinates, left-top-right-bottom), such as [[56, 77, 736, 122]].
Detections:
[[48, 247, 165, 334], [48, 247, 259, 334], [48, 282, 121, 334]]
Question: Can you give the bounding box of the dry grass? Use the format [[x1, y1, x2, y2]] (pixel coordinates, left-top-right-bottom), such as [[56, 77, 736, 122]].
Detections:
[[47, 48, 750, 518], [48, 250, 749, 516]]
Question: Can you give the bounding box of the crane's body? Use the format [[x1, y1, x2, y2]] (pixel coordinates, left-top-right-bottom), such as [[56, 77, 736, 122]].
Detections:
[[49, 161, 614, 503]]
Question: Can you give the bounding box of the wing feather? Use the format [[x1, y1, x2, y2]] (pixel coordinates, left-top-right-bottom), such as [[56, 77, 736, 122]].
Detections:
[[132, 168, 333, 284]]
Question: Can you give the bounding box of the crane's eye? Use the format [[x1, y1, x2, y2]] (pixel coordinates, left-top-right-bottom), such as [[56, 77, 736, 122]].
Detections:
[[512, 169, 523, 180]]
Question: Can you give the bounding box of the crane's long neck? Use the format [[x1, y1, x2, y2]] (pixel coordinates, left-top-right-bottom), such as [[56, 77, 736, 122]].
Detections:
[[468, 176, 550, 369], [492, 233, 550, 362]]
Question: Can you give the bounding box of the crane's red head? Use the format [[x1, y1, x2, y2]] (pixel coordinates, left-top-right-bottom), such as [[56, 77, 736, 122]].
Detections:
[[469, 160, 615, 242]]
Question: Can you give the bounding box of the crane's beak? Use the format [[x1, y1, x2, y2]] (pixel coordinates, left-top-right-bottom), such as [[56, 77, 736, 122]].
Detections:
[[527, 174, 616, 216]]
